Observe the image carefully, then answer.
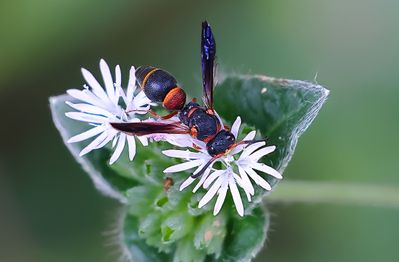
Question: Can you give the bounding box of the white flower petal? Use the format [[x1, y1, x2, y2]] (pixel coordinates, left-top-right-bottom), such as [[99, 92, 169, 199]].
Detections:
[[244, 166, 272, 191], [126, 66, 136, 103], [112, 135, 118, 148], [251, 162, 282, 179], [65, 112, 107, 124], [249, 146, 276, 162], [193, 167, 212, 193], [231, 116, 241, 138], [94, 129, 117, 149], [237, 165, 255, 196], [243, 130, 256, 141], [65, 101, 115, 118], [239, 142, 266, 160], [100, 59, 116, 104], [79, 131, 109, 156], [67, 89, 107, 109], [213, 177, 228, 216], [80, 68, 110, 103], [115, 65, 121, 88], [229, 175, 244, 216], [163, 159, 203, 173], [109, 133, 126, 164], [203, 170, 225, 189], [233, 172, 252, 202], [67, 125, 107, 143], [137, 136, 148, 146], [126, 136, 136, 161], [162, 149, 199, 159], [198, 175, 224, 208], [180, 177, 195, 191]]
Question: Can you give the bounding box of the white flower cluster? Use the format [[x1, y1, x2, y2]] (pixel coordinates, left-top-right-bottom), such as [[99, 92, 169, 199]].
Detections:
[[162, 117, 282, 216], [66, 59, 282, 216], [66, 59, 151, 164]]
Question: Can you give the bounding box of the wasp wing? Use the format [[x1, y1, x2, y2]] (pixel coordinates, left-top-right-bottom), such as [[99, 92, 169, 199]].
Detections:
[[201, 21, 216, 110], [110, 121, 189, 136]]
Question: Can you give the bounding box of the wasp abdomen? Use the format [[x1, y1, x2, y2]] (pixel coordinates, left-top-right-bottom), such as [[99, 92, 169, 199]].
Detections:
[[136, 66, 186, 110]]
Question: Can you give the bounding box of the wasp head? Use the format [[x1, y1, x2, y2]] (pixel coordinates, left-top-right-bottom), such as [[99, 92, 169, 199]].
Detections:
[[206, 130, 236, 156]]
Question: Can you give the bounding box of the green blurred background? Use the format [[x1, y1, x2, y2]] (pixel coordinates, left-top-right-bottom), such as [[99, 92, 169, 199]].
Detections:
[[1, 0, 398, 261]]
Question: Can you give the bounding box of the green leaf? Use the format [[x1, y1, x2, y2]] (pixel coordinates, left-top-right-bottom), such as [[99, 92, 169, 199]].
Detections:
[[124, 213, 172, 262], [220, 207, 269, 262], [215, 75, 329, 196], [193, 212, 227, 257], [50, 73, 328, 262]]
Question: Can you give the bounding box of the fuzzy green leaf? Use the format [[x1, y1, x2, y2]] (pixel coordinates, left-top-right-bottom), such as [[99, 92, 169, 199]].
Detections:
[[221, 207, 269, 262], [50, 73, 328, 262], [215, 75, 329, 201]]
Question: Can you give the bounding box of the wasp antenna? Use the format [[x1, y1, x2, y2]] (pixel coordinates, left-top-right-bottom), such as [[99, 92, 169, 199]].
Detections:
[[241, 138, 268, 145]]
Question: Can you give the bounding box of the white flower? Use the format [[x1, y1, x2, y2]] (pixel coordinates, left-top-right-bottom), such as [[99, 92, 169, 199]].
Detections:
[[65, 59, 149, 164], [162, 116, 282, 216]]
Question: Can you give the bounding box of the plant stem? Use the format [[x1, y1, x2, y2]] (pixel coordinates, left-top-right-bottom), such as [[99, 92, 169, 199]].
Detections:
[[265, 180, 399, 209]]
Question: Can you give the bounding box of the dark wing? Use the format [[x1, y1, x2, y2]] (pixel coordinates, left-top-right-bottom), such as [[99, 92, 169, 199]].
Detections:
[[201, 21, 216, 110], [110, 121, 189, 136]]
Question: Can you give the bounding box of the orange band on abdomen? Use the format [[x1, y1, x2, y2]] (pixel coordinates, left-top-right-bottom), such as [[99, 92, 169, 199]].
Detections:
[[141, 68, 158, 89], [162, 86, 186, 111]]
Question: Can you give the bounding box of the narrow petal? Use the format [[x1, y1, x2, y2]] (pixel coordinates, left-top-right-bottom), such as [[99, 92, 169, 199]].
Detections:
[[163, 159, 203, 173], [229, 175, 244, 216], [65, 112, 107, 124], [126, 66, 136, 103], [245, 167, 272, 191], [231, 116, 241, 138], [65, 101, 115, 118], [193, 167, 212, 192], [243, 130, 256, 141], [117, 85, 127, 105], [249, 146, 276, 161], [198, 176, 224, 208], [233, 172, 251, 202], [137, 136, 148, 146], [239, 142, 266, 160], [109, 133, 126, 164], [203, 170, 225, 189], [112, 135, 118, 148], [67, 125, 106, 143], [79, 131, 109, 156], [251, 162, 282, 179], [94, 129, 117, 149], [162, 149, 196, 159], [81, 68, 109, 103], [115, 65, 121, 88], [126, 136, 136, 161], [100, 59, 116, 104], [237, 165, 255, 196], [179, 177, 195, 191], [213, 178, 229, 216], [67, 89, 107, 109]]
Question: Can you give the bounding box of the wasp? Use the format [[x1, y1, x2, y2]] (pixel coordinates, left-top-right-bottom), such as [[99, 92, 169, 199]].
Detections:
[[111, 21, 263, 178]]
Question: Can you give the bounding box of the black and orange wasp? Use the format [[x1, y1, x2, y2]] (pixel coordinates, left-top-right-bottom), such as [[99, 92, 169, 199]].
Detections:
[[111, 21, 264, 178]]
